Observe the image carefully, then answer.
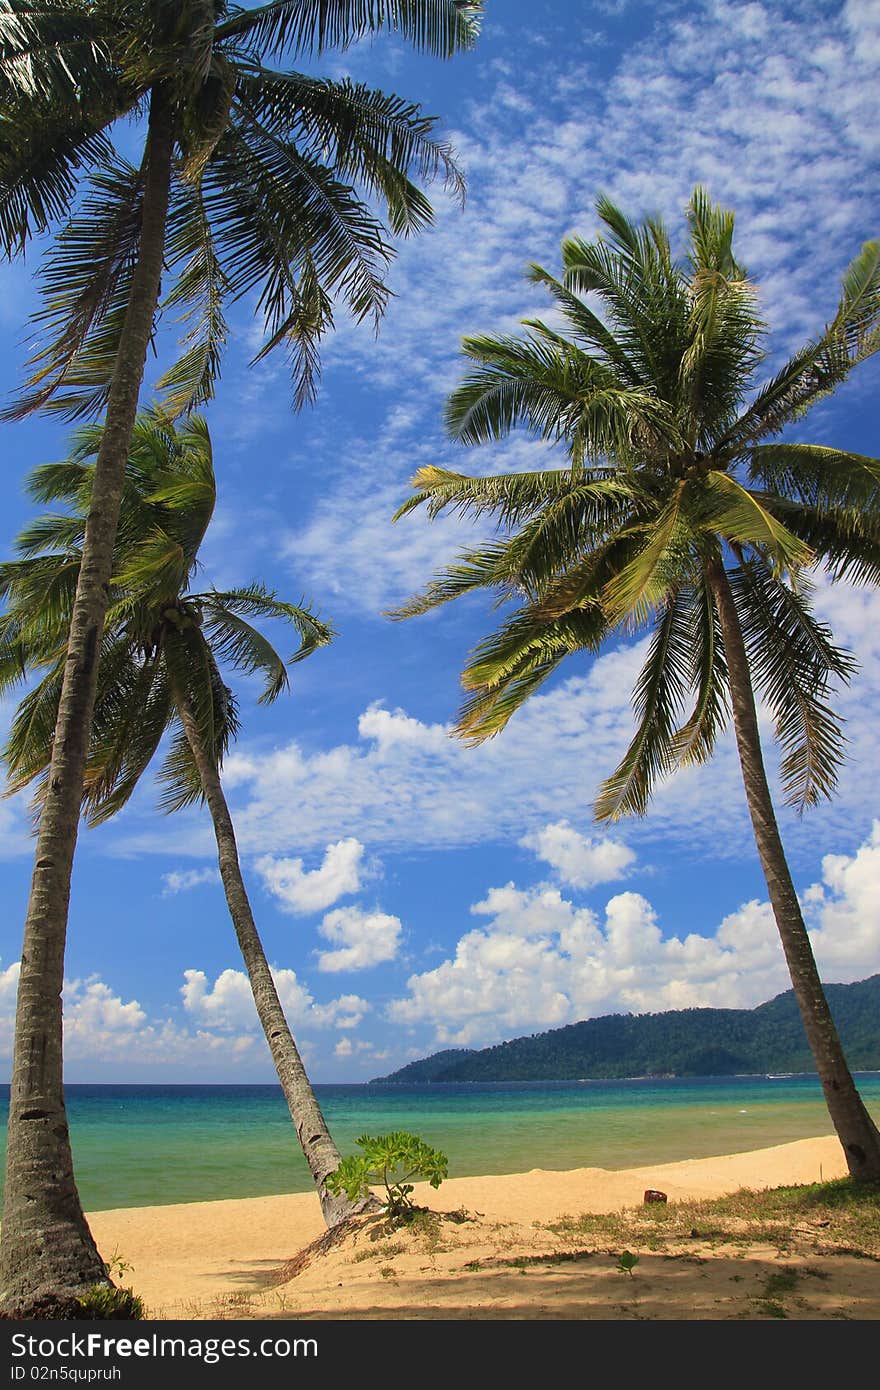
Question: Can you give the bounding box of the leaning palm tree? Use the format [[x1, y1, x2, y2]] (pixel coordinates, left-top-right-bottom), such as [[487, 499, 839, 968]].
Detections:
[[0, 0, 482, 1303], [0, 410, 366, 1229], [394, 189, 880, 1180]]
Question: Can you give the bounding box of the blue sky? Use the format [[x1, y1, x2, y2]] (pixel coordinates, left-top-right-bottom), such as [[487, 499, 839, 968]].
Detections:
[[1, 0, 878, 1082]]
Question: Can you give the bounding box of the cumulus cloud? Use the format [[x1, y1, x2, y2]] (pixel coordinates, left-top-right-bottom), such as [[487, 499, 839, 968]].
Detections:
[[387, 822, 880, 1048], [114, 577, 880, 876], [63, 977, 146, 1034], [181, 966, 369, 1032], [522, 820, 636, 888], [316, 905, 403, 973], [803, 821, 880, 979], [256, 838, 365, 914], [0, 965, 258, 1069], [0, 960, 21, 1045]]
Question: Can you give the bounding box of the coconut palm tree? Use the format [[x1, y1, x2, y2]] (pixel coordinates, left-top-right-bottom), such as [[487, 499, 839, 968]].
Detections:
[[393, 189, 880, 1180], [0, 0, 482, 1304], [0, 409, 378, 1232]]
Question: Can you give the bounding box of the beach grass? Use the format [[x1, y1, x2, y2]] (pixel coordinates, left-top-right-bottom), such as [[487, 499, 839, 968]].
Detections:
[[548, 1177, 880, 1257]]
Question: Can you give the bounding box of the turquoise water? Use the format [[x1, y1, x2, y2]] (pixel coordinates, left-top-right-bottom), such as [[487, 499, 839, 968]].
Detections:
[[2, 1077, 879, 1211]]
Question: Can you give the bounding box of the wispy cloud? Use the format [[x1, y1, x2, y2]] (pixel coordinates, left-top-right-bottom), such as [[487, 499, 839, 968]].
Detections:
[[272, 0, 880, 618], [161, 867, 220, 897]]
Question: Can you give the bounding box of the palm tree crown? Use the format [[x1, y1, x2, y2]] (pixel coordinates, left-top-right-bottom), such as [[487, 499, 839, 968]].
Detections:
[[0, 409, 329, 815], [0, 410, 372, 1225], [396, 189, 880, 822], [395, 189, 880, 1180], [0, 0, 483, 413]]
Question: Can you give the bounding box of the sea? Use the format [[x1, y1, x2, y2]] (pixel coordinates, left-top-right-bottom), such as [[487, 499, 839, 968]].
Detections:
[[2, 1075, 879, 1212]]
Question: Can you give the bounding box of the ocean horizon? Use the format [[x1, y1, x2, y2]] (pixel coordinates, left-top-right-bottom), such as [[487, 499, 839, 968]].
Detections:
[[3, 1074, 879, 1213]]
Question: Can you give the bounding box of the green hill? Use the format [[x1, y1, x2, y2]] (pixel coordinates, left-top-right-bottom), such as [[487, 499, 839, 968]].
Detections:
[[372, 975, 880, 1082]]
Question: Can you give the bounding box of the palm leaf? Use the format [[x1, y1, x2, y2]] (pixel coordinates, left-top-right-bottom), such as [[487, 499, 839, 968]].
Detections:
[[595, 587, 693, 820], [2, 155, 146, 421], [728, 562, 855, 810], [700, 471, 812, 574], [157, 178, 230, 415], [455, 602, 609, 743], [215, 0, 484, 60]]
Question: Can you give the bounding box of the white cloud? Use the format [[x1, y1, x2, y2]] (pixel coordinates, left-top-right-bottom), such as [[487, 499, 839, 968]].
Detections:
[[522, 820, 636, 888], [0, 965, 260, 1069], [161, 867, 220, 896], [387, 821, 880, 1048], [276, 0, 880, 620], [0, 960, 21, 1044], [803, 821, 880, 979], [334, 1037, 353, 1057], [256, 837, 365, 914], [63, 976, 146, 1035], [180, 966, 369, 1032], [115, 578, 880, 876], [316, 905, 403, 973]]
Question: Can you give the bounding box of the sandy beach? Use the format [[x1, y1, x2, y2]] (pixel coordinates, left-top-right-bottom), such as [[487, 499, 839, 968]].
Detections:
[[85, 1135, 879, 1320]]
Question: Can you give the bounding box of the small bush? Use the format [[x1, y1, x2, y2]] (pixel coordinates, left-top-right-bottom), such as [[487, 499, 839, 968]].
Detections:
[[77, 1284, 145, 1320], [326, 1131, 448, 1219]]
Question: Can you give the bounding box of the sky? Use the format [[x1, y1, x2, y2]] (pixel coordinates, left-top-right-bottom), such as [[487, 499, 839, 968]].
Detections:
[[0, 0, 878, 1083]]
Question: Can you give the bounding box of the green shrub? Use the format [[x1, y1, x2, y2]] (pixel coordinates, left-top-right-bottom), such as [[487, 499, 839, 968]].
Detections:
[[326, 1131, 448, 1219], [77, 1284, 145, 1320]]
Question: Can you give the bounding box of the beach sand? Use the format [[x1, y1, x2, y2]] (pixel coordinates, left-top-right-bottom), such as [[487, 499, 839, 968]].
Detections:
[[85, 1134, 879, 1320]]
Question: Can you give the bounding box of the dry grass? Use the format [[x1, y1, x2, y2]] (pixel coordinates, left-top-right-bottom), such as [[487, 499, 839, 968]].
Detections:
[[548, 1178, 880, 1259]]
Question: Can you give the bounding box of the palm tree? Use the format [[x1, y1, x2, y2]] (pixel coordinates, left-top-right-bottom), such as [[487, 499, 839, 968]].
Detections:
[[0, 409, 378, 1233], [0, 0, 483, 1306], [394, 189, 880, 1180]]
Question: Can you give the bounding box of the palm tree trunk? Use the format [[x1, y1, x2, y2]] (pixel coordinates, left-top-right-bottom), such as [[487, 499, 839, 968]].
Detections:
[[173, 690, 368, 1227], [0, 88, 176, 1308], [707, 559, 880, 1180]]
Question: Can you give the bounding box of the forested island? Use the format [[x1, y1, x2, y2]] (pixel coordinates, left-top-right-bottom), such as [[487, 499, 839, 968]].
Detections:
[[373, 976, 880, 1082]]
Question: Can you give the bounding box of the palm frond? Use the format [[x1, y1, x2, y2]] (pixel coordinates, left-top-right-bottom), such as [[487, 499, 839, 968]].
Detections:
[[720, 241, 880, 451], [0, 0, 110, 99], [0, 109, 115, 255], [3, 651, 66, 796], [748, 443, 880, 512], [601, 482, 690, 626], [729, 561, 855, 810], [205, 114, 392, 406], [525, 263, 643, 386], [669, 576, 728, 768], [447, 331, 677, 458], [215, 0, 483, 60], [199, 603, 290, 702], [595, 587, 693, 820], [769, 496, 880, 587], [84, 650, 174, 825], [3, 155, 145, 421], [454, 602, 609, 743], [396, 462, 610, 525], [157, 178, 230, 416], [160, 629, 239, 807], [700, 471, 813, 574], [235, 69, 465, 222], [201, 583, 333, 662]]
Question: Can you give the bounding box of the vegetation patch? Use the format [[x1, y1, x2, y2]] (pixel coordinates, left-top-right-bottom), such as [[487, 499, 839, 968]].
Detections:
[[548, 1179, 880, 1258]]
